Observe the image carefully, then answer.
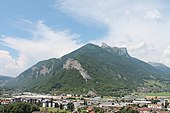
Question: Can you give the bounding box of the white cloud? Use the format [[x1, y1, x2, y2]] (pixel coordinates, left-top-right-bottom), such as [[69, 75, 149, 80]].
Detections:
[[144, 9, 161, 22], [0, 50, 25, 76], [56, 0, 170, 64], [1, 0, 170, 77], [1, 20, 82, 77], [162, 46, 170, 66]]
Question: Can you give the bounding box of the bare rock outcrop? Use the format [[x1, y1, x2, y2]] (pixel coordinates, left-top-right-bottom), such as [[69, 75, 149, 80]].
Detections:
[[63, 58, 91, 81]]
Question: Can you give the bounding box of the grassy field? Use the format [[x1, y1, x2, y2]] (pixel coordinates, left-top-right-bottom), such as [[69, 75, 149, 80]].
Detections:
[[144, 92, 170, 97], [40, 107, 71, 113]]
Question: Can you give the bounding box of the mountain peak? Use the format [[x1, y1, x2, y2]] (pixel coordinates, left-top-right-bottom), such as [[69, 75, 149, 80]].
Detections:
[[101, 42, 110, 48], [101, 43, 130, 57], [81, 43, 100, 49]]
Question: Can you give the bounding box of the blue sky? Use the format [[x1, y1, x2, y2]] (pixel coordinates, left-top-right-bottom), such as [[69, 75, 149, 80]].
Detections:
[[1, 0, 170, 77], [0, 0, 107, 58], [0, 0, 107, 42]]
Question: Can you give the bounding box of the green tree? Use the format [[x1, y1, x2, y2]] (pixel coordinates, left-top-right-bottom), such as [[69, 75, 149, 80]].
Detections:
[[59, 103, 63, 110], [83, 99, 87, 105], [31, 104, 40, 111], [0, 102, 40, 113], [67, 102, 74, 111]]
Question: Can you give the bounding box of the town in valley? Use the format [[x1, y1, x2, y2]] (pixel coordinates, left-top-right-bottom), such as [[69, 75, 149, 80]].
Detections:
[[1, 90, 170, 113]]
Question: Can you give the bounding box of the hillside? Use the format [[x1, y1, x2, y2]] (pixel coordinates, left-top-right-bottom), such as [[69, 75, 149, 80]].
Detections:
[[5, 43, 170, 96]]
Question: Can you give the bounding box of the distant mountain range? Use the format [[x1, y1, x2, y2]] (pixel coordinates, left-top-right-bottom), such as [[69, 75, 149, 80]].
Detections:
[[0, 75, 13, 81], [149, 62, 170, 75], [0, 75, 13, 87], [4, 43, 170, 96]]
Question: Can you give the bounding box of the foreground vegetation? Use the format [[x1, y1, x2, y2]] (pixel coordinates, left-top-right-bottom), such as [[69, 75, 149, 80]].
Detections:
[[119, 107, 139, 113], [0, 102, 40, 113]]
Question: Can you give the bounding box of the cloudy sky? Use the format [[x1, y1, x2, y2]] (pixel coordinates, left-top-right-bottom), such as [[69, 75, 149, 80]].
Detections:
[[0, 0, 170, 77]]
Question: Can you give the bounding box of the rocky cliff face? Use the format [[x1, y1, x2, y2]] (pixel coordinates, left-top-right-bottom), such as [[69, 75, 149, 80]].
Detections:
[[118, 47, 129, 57], [63, 58, 91, 81], [101, 42, 129, 57], [30, 66, 51, 78]]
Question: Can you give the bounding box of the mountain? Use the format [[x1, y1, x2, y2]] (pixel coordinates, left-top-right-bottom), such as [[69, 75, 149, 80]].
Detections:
[[5, 43, 170, 96], [149, 62, 170, 75]]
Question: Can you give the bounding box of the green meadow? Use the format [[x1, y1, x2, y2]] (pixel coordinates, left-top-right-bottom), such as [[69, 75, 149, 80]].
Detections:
[[144, 92, 170, 97]]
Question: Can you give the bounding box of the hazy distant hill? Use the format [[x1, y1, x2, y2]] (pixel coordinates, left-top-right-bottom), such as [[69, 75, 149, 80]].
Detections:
[[149, 62, 170, 76], [149, 62, 170, 74], [0, 75, 13, 81], [0, 75, 13, 86], [5, 43, 170, 96]]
